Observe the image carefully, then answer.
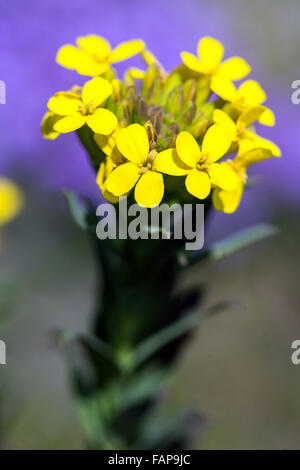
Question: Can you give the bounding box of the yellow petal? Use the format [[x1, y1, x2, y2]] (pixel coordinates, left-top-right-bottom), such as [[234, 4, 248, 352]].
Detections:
[[110, 39, 145, 63], [237, 105, 266, 128], [106, 162, 140, 196], [82, 77, 113, 107], [96, 161, 119, 204], [235, 148, 273, 169], [237, 80, 266, 106], [95, 131, 116, 155], [78, 61, 110, 76], [41, 111, 61, 140], [102, 188, 120, 204], [208, 162, 240, 191], [142, 50, 158, 66], [0, 178, 23, 226], [218, 57, 251, 80], [76, 35, 111, 60], [258, 107, 275, 126], [185, 169, 211, 200], [213, 109, 237, 141], [97, 161, 107, 190], [47, 92, 81, 116], [56, 44, 86, 70], [56, 44, 107, 76], [253, 136, 281, 157], [94, 128, 123, 163], [197, 37, 224, 73], [86, 108, 118, 135], [176, 132, 201, 168], [116, 124, 149, 164], [153, 148, 190, 175], [53, 113, 86, 133], [202, 124, 231, 162], [180, 52, 202, 73], [238, 132, 281, 158], [212, 182, 243, 214], [128, 67, 146, 79], [97, 158, 114, 190], [210, 75, 237, 101], [134, 171, 164, 208], [94, 133, 112, 156]]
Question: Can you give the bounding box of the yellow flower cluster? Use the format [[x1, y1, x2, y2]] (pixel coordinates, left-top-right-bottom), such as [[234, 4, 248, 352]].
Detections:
[[42, 35, 280, 212]]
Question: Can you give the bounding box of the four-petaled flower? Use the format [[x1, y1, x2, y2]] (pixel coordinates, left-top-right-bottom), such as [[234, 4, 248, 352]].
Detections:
[[230, 80, 275, 126], [47, 77, 118, 134], [181, 37, 251, 101], [105, 124, 174, 208], [56, 35, 145, 76], [154, 125, 239, 200]]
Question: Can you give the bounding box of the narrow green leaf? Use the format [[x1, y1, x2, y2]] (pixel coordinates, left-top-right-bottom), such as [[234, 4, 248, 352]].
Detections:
[[62, 190, 89, 230], [131, 300, 241, 369], [54, 329, 117, 365], [178, 223, 278, 269]]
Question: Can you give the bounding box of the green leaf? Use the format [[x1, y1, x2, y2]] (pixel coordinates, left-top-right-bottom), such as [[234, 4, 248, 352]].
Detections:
[[178, 223, 278, 269], [135, 408, 203, 450], [130, 300, 241, 369], [62, 190, 90, 231], [131, 313, 198, 368], [54, 329, 117, 365]]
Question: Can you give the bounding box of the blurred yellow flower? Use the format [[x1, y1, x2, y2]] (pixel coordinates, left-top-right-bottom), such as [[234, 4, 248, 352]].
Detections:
[[181, 37, 251, 101], [56, 35, 145, 76], [155, 126, 238, 200], [47, 77, 118, 135], [0, 178, 23, 227], [105, 124, 173, 207]]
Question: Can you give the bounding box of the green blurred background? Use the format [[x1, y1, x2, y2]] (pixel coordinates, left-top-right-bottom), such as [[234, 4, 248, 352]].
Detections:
[[0, 0, 300, 449]]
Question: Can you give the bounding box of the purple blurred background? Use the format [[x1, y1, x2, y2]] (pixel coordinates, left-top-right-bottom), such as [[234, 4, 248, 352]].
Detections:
[[0, 0, 298, 212]]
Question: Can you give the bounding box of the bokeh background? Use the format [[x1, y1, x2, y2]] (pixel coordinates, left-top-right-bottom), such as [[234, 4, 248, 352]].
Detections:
[[0, 0, 300, 449]]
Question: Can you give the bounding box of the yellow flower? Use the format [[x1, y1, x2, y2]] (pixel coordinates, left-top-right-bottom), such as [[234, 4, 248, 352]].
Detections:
[[47, 77, 118, 135], [212, 147, 274, 213], [233, 80, 275, 126], [105, 124, 172, 207], [96, 157, 119, 204], [56, 35, 145, 76], [155, 126, 238, 200], [181, 37, 251, 101], [213, 108, 281, 156], [0, 178, 23, 227]]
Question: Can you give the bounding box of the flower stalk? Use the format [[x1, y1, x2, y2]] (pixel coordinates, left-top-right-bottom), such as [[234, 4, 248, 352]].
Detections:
[[43, 35, 280, 449]]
